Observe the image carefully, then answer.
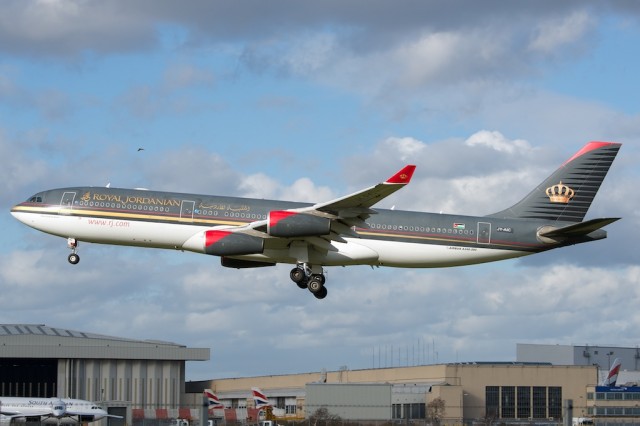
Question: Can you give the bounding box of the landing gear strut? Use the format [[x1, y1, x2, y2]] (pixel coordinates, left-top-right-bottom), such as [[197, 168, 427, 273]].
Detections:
[[67, 238, 80, 265], [290, 264, 327, 299]]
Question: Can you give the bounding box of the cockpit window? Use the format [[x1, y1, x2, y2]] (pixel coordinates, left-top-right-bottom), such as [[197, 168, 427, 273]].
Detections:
[[28, 194, 43, 203]]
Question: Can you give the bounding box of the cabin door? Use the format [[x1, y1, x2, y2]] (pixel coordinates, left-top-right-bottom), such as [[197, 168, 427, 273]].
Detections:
[[477, 222, 491, 244], [60, 191, 76, 214], [180, 200, 195, 222]]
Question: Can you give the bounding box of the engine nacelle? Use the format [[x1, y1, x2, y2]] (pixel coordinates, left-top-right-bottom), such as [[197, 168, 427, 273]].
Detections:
[[268, 210, 331, 238], [204, 230, 264, 256]]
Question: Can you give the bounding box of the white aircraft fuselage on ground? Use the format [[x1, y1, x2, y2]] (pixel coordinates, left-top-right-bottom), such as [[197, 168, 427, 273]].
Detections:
[[0, 396, 119, 423], [11, 141, 622, 299]]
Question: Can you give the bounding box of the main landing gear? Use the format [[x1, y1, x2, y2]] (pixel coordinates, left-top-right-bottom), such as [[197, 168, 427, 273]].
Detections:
[[67, 238, 80, 265], [290, 264, 327, 300]]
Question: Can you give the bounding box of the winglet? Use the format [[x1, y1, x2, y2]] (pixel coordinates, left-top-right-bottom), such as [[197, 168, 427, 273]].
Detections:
[[386, 165, 416, 184]]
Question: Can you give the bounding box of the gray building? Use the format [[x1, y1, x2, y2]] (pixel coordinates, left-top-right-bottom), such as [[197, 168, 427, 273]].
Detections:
[[0, 324, 209, 412], [517, 343, 640, 371]]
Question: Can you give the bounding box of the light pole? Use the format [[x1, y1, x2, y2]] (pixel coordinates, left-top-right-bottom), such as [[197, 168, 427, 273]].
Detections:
[[607, 351, 614, 370]]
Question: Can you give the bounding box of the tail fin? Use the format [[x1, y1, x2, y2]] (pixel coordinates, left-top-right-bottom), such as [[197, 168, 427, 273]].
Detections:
[[601, 358, 622, 387], [251, 387, 271, 408], [489, 142, 621, 222], [204, 389, 224, 409]]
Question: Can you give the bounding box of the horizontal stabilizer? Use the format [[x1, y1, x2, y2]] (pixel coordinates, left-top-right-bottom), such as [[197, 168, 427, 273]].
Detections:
[[539, 217, 620, 238]]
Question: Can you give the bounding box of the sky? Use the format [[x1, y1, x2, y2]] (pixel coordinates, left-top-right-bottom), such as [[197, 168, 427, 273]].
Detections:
[[1, 1, 640, 382]]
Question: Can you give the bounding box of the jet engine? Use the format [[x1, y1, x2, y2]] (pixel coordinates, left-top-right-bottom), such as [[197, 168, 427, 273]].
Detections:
[[203, 230, 264, 256], [268, 210, 331, 238]]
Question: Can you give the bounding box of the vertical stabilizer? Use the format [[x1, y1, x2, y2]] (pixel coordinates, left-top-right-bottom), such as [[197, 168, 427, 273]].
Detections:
[[489, 142, 621, 222], [601, 358, 622, 387], [205, 389, 224, 409]]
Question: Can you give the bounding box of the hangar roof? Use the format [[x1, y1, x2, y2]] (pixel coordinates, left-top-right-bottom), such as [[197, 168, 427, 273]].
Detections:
[[0, 324, 209, 361]]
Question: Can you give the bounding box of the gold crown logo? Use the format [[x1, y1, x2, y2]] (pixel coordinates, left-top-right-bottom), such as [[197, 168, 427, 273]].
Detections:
[[545, 181, 574, 203]]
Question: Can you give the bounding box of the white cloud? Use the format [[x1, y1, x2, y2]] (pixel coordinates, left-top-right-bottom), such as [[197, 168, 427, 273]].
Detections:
[[382, 136, 426, 162], [529, 10, 595, 53], [464, 130, 532, 154]]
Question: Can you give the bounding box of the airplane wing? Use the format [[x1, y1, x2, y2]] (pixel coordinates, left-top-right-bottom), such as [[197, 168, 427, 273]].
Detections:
[[248, 164, 413, 236], [64, 410, 124, 419], [202, 165, 416, 258]]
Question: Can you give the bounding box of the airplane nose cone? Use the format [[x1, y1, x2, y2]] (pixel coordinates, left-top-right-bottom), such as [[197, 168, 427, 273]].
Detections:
[[10, 205, 28, 225]]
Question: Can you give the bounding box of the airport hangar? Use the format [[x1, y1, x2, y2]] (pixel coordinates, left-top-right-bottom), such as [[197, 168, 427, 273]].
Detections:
[[0, 324, 209, 423]]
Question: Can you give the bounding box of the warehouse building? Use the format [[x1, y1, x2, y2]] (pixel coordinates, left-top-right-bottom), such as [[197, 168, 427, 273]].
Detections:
[[0, 324, 209, 423], [186, 362, 598, 424]]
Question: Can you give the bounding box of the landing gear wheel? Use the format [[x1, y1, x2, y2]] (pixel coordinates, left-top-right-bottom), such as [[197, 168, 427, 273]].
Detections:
[[290, 267, 305, 283], [68, 253, 80, 265], [307, 275, 325, 294], [313, 286, 328, 300], [296, 280, 308, 289]]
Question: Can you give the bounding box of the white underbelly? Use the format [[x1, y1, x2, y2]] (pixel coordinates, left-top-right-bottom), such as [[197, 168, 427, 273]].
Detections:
[[349, 238, 529, 267]]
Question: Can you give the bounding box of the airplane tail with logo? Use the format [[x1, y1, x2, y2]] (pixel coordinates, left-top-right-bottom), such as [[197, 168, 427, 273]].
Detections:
[[204, 389, 224, 409], [489, 141, 622, 223], [601, 358, 622, 387], [251, 387, 271, 408]]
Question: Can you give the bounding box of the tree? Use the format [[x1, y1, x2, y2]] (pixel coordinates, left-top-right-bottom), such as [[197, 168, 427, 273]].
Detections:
[[309, 407, 342, 426], [427, 398, 446, 425]]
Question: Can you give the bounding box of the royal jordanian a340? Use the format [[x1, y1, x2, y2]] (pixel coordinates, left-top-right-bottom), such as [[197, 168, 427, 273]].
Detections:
[[11, 141, 621, 299], [0, 396, 121, 423]]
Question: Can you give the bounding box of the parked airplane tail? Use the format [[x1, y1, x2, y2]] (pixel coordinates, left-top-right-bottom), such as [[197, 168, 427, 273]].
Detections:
[[489, 142, 621, 223], [204, 389, 224, 409], [251, 387, 271, 408], [601, 358, 622, 387]]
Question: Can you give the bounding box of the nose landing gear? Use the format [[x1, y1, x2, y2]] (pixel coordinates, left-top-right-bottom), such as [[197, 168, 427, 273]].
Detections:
[[67, 238, 80, 265], [290, 264, 327, 299]]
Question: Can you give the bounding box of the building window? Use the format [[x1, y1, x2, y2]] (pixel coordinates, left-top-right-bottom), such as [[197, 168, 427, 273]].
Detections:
[[411, 403, 425, 419], [392, 403, 425, 419], [486, 386, 499, 418], [501, 386, 515, 418], [517, 386, 531, 419], [548, 387, 562, 419], [532, 387, 547, 418], [392, 404, 402, 419]]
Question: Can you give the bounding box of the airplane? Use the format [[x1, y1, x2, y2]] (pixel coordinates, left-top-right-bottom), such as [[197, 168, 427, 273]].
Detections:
[[11, 141, 621, 300], [0, 396, 122, 423], [600, 358, 622, 387], [204, 389, 224, 409]]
